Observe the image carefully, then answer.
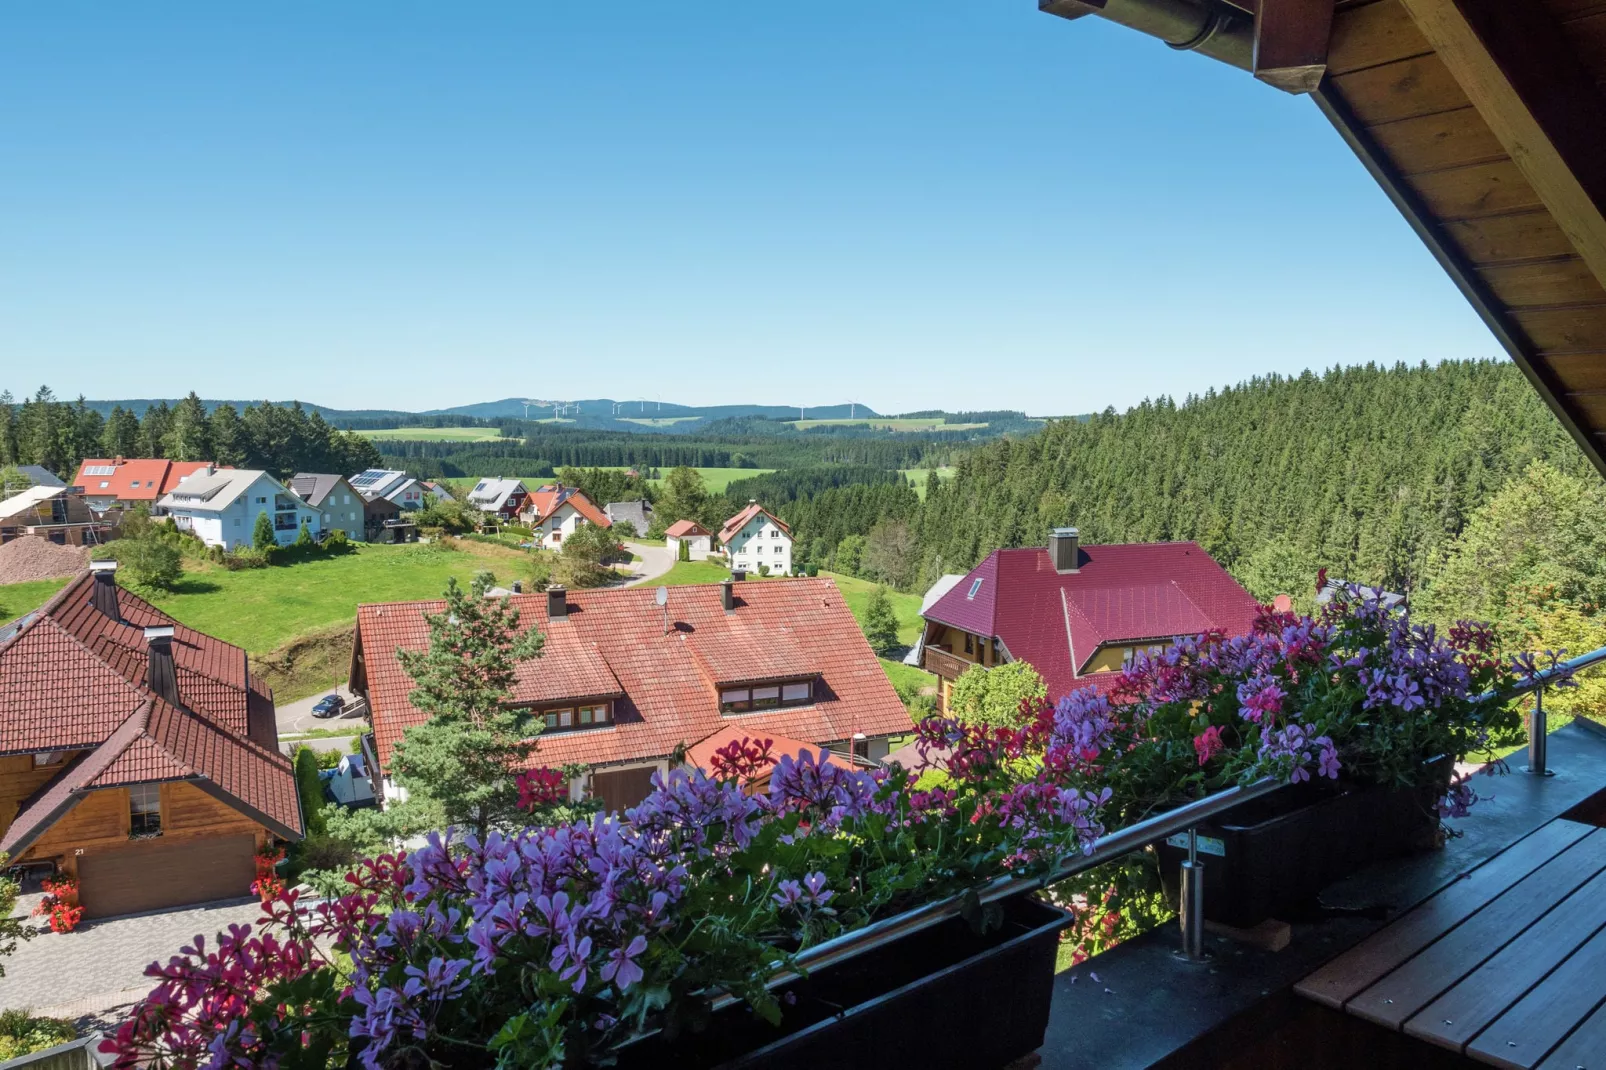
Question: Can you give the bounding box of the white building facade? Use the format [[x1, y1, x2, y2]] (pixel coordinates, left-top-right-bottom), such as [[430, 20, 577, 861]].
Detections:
[[721, 505, 791, 576], [160, 470, 322, 551]]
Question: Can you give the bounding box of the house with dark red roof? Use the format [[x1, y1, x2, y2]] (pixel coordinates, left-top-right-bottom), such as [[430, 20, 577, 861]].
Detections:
[[0, 563, 301, 918], [919, 528, 1260, 711], [518, 483, 611, 550], [665, 519, 713, 561], [70, 458, 221, 514], [719, 501, 792, 576], [350, 577, 911, 813]]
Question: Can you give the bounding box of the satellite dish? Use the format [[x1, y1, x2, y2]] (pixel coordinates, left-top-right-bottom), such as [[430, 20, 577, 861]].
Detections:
[[654, 586, 668, 607]]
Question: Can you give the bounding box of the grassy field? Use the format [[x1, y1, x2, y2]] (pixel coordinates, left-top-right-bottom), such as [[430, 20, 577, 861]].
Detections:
[[153, 540, 529, 655], [822, 571, 924, 645], [599, 466, 775, 495], [788, 418, 987, 432], [617, 417, 702, 427], [0, 577, 73, 623], [900, 467, 956, 500], [658, 559, 734, 586], [356, 426, 509, 442]]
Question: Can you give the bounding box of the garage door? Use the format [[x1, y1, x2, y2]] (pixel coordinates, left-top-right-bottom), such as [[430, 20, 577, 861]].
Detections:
[[591, 767, 658, 814], [78, 834, 257, 919]]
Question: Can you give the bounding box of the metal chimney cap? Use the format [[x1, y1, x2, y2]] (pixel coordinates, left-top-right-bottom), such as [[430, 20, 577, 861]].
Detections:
[[143, 625, 175, 641], [1051, 527, 1080, 537], [89, 560, 119, 574]]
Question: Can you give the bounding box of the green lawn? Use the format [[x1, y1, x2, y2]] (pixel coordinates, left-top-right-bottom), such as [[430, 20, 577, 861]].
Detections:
[[601, 467, 775, 495], [789, 418, 988, 432], [881, 656, 937, 696], [0, 577, 73, 624], [900, 467, 956, 500], [152, 541, 529, 655], [822, 571, 924, 645], [617, 417, 702, 427], [658, 559, 734, 586], [356, 426, 509, 442]]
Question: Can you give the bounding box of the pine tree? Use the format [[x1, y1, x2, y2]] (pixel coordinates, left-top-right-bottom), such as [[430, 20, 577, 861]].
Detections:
[[391, 575, 546, 839], [253, 510, 277, 551], [863, 585, 900, 655]]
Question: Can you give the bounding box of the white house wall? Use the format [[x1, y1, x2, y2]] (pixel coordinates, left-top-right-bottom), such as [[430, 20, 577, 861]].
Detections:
[[727, 516, 791, 575], [169, 475, 322, 551]]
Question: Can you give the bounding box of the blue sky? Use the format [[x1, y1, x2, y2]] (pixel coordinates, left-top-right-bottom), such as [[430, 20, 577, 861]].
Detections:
[[0, 3, 1498, 416]]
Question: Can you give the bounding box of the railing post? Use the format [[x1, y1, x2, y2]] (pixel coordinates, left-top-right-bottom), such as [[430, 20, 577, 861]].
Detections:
[[1179, 826, 1207, 961], [1526, 687, 1554, 776]]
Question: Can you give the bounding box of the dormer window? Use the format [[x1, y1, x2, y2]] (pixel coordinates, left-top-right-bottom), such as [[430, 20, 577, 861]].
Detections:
[[720, 678, 814, 714], [538, 702, 612, 732]]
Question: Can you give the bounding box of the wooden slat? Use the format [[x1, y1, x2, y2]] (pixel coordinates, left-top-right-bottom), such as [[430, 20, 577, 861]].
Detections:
[[1403, 866, 1606, 1053], [1327, 0, 1434, 75], [1330, 53, 1471, 125], [1465, 924, 1606, 1068], [1414, 159, 1546, 219], [1346, 832, 1606, 1029], [1544, 352, 1606, 391], [1479, 258, 1606, 307], [1295, 821, 1594, 1010], [1402, 0, 1606, 295], [1561, 390, 1606, 424], [1514, 304, 1606, 350], [1535, 999, 1606, 1070], [1369, 106, 1508, 175], [1442, 210, 1582, 263]]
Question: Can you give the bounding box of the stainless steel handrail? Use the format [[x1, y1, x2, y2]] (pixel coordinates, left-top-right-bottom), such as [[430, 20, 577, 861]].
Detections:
[[709, 776, 1283, 1008], [1477, 643, 1606, 775]]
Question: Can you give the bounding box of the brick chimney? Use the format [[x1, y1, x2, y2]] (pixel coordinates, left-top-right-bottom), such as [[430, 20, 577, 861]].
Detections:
[[721, 579, 735, 612], [89, 559, 121, 622], [145, 625, 180, 706], [1049, 527, 1080, 574], [547, 585, 568, 620]]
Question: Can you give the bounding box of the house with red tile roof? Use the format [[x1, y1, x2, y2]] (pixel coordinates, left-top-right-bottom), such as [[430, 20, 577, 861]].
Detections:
[[919, 528, 1260, 712], [70, 458, 221, 514], [0, 564, 301, 918], [518, 483, 611, 550], [350, 578, 911, 813], [720, 501, 792, 576], [665, 519, 713, 561]]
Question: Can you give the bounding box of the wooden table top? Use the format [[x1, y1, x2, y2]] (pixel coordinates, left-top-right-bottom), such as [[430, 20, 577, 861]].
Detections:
[[1295, 817, 1606, 1068]]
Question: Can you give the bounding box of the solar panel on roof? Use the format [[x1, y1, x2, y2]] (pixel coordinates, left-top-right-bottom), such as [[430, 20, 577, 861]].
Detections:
[[83, 465, 115, 476]]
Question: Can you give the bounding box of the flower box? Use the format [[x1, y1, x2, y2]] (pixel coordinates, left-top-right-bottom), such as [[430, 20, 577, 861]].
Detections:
[[612, 896, 1072, 1070], [1156, 770, 1446, 929]]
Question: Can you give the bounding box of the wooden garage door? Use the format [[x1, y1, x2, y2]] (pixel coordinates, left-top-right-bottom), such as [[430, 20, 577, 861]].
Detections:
[[591, 767, 658, 814], [78, 834, 256, 919]]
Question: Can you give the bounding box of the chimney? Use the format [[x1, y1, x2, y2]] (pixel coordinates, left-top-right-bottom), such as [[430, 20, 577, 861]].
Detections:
[[512, 580, 523, 594], [548, 585, 568, 620], [732, 568, 747, 583], [721, 579, 735, 612], [1049, 527, 1081, 573], [145, 625, 180, 706], [89, 560, 122, 622]]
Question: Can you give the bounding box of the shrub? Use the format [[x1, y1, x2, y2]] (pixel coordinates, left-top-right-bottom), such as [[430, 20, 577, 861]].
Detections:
[[294, 747, 328, 838], [252, 511, 277, 551], [678, 536, 690, 562], [613, 519, 638, 539], [324, 528, 353, 554], [862, 585, 900, 655], [949, 661, 1046, 728], [116, 534, 184, 591], [293, 522, 315, 550], [0, 1010, 75, 1061], [222, 547, 272, 571]]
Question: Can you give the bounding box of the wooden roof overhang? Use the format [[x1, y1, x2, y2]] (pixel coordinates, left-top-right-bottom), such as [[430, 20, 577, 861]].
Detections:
[[1043, 0, 1606, 475]]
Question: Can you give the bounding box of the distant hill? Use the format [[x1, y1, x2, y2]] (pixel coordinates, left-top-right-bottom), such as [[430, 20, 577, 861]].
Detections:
[[79, 399, 415, 421], [79, 397, 882, 425]]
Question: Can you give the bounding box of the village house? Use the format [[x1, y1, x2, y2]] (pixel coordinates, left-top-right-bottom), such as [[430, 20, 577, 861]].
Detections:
[[519, 483, 610, 549], [465, 478, 529, 523], [70, 458, 220, 514], [664, 519, 713, 561], [349, 469, 427, 511], [603, 499, 652, 535], [288, 473, 367, 542], [0, 563, 301, 918], [719, 501, 791, 576], [350, 578, 911, 813], [422, 480, 455, 503], [919, 527, 1259, 713], [0, 485, 113, 546], [158, 469, 322, 551]]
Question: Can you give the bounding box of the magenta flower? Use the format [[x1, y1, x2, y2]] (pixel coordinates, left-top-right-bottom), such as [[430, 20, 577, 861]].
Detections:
[[1192, 725, 1225, 767], [601, 935, 647, 991]]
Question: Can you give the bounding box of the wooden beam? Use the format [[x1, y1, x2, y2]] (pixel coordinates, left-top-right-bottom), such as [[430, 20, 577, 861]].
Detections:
[[1254, 0, 1337, 93], [1039, 0, 1105, 22], [1399, 0, 1606, 294]]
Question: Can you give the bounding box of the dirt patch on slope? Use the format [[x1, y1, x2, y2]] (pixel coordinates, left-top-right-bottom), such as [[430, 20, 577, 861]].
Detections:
[[255, 621, 355, 704], [0, 536, 89, 584]]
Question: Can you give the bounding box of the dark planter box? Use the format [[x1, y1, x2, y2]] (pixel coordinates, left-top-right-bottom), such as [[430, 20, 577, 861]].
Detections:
[[1156, 774, 1445, 929], [615, 896, 1073, 1070]]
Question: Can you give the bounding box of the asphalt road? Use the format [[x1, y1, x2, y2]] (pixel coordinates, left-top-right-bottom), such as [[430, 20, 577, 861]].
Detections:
[[276, 683, 361, 736], [622, 540, 675, 587]]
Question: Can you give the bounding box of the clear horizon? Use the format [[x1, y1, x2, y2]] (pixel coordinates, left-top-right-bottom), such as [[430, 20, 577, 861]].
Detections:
[[1, 3, 1500, 414]]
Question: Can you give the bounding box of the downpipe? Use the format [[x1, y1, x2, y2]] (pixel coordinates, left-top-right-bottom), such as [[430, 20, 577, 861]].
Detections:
[[1040, 0, 1255, 72]]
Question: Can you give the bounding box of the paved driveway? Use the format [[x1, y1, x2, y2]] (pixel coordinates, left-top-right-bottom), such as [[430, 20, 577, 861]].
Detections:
[[0, 897, 265, 1022], [277, 684, 361, 736], [622, 541, 675, 587]]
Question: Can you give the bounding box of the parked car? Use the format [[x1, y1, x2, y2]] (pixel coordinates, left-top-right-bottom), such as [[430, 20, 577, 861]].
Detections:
[[312, 694, 346, 719]]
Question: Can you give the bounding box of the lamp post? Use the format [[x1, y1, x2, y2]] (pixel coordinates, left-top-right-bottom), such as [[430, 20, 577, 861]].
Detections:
[[849, 731, 867, 766]]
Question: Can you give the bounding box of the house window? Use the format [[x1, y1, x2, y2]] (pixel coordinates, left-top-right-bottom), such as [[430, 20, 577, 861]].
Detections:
[[967, 578, 983, 600], [129, 783, 162, 838], [578, 703, 610, 725], [98, 481, 109, 489], [256, 496, 267, 504], [721, 679, 814, 714]]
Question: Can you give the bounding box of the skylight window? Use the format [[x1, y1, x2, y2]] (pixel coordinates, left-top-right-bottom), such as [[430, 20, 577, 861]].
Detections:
[[967, 578, 983, 600]]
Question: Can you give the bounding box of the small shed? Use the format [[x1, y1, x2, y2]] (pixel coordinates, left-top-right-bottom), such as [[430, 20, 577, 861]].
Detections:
[[665, 519, 713, 561]]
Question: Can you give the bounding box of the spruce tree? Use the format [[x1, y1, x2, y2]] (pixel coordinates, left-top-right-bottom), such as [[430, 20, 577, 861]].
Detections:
[[253, 510, 277, 551], [863, 585, 900, 655]]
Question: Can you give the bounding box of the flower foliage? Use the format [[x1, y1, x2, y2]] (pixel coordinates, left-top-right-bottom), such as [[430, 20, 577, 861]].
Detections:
[[32, 878, 83, 935], [106, 587, 1545, 1069]]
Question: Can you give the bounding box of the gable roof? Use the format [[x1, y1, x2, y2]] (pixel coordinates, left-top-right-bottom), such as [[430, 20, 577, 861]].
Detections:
[[71, 459, 220, 502], [289, 473, 352, 508], [925, 542, 1259, 700], [159, 469, 278, 512], [350, 469, 411, 500], [16, 466, 64, 489], [355, 578, 910, 774], [526, 486, 609, 528], [666, 519, 711, 538], [0, 572, 301, 847], [467, 478, 527, 511], [0, 485, 67, 522], [718, 503, 789, 546], [684, 725, 854, 777], [604, 501, 652, 530]]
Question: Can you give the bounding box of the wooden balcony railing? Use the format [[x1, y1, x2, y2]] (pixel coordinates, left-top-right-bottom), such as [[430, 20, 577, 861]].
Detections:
[[922, 646, 977, 681]]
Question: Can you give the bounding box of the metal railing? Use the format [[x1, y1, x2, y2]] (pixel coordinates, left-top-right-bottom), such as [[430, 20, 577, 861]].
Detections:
[[1478, 644, 1606, 776]]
